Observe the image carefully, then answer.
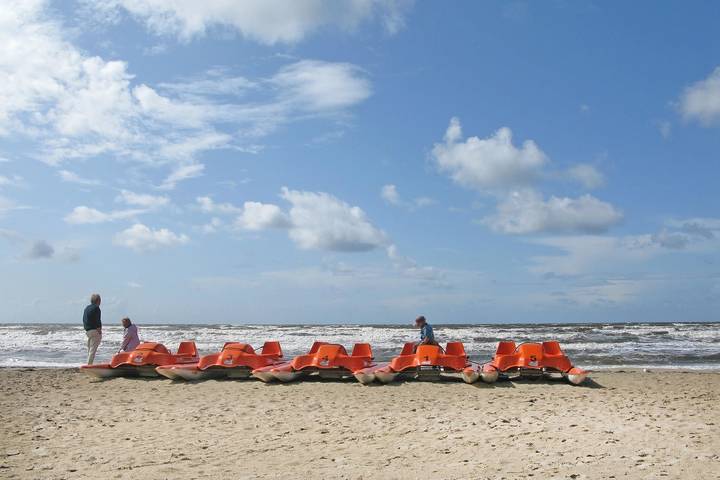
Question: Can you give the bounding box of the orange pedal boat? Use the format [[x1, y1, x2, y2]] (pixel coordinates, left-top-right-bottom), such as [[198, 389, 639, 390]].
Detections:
[[252, 341, 374, 383], [80, 341, 199, 378], [477, 341, 588, 385], [354, 342, 479, 384], [156, 341, 283, 380]]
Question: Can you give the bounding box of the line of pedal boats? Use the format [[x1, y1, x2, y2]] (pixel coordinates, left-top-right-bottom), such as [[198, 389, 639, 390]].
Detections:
[[80, 339, 589, 385]]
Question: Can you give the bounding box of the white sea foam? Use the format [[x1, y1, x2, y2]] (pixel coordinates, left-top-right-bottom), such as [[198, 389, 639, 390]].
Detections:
[[0, 322, 718, 367]]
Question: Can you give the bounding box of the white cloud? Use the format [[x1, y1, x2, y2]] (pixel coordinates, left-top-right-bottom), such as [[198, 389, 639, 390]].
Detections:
[[484, 190, 623, 235], [432, 118, 547, 191], [194, 188, 387, 252], [116, 189, 169, 208], [565, 164, 605, 189], [160, 163, 204, 190], [236, 201, 290, 230], [113, 223, 189, 252], [679, 66, 720, 125], [280, 187, 387, 252], [57, 170, 101, 186], [196, 196, 242, 214], [91, 0, 411, 44], [1, 3, 374, 187], [0, 1, 135, 138], [272, 60, 372, 112], [64, 206, 145, 224], [381, 184, 434, 209], [381, 184, 400, 205]]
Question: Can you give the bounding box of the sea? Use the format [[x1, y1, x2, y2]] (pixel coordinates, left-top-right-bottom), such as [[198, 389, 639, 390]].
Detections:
[[0, 322, 718, 369]]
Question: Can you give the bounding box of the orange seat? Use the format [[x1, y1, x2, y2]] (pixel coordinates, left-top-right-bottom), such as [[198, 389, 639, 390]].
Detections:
[[445, 342, 466, 357], [137, 342, 170, 354], [496, 341, 516, 355], [542, 341, 563, 356], [308, 341, 327, 354], [351, 343, 373, 358], [176, 341, 198, 357], [399, 342, 415, 355], [260, 341, 283, 357]]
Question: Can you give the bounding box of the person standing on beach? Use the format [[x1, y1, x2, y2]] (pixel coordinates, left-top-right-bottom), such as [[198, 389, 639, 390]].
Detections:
[[414, 315, 437, 351], [83, 294, 102, 364], [118, 317, 140, 353]]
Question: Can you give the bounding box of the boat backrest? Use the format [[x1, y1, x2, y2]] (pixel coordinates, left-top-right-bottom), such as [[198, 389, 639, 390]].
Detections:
[[261, 341, 283, 357], [176, 341, 197, 357], [496, 341, 516, 356], [351, 343, 372, 358], [308, 341, 326, 354], [516, 343, 543, 360], [137, 342, 170, 354], [316, 344, 347, 359], [400, 342, 415, 356], [225, 343, 254, 354], [445, 342, 466, 357], [542, 341, 563, 356]]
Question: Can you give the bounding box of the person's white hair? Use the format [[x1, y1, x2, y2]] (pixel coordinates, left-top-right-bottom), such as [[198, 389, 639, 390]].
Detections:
[[90, 293, 101, 305]]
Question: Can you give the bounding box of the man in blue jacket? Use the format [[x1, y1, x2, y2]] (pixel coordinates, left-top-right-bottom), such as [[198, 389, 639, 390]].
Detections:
[[414, 315, 437, 351], [83, 293, 102, 364]]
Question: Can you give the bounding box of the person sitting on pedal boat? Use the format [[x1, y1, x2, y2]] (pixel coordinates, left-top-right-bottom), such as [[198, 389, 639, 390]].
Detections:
[[118, 317, 140, 353], [414, 315, 437, 351]]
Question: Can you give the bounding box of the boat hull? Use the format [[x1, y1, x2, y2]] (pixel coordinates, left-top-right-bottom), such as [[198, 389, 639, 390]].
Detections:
[[80, 364, 160, 378]]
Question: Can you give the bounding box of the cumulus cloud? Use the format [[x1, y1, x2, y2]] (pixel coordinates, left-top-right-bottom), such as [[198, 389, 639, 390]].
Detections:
[[64, 206, 144, 224], [195, 188, 388, 252], [679, 66, 720, 125], [483, 190, 623, 234], [113, 223, 189, 252], [236, 201, 290, 230], [432, 118, 547, 192], [90, 0, 412, 44], [116, 189, 169, 208], [1, 3, 374, 186], [281, 188, 387, 251]]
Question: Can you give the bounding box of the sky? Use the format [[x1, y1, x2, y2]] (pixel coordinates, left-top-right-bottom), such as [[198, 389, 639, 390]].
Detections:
[[0, 0, 719, 325]]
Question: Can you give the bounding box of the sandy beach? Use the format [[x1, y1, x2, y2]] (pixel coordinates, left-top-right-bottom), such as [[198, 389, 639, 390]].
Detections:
[[1, 369, 718, 479]]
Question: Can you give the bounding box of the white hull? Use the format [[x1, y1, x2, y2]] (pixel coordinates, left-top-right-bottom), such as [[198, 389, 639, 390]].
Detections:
[[353, 371, 376, 384], [273, 370, 301, 382], [80, 367, 123, 378], [252, 370, 275, 382], [566, 372, 587, 385], [461, 369, 480, 384], [374, 370, 398, 383], [480, 369, 499, 383]]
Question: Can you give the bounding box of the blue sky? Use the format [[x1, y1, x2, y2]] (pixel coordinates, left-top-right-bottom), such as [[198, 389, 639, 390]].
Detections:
[[1, 0, 719, 324]]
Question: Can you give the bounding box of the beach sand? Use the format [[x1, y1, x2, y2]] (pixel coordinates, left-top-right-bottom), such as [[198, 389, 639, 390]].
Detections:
[[1, 369, 718, 479]]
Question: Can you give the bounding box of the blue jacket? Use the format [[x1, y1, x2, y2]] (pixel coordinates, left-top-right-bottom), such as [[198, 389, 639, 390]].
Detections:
[[83, 304, 101, 331]]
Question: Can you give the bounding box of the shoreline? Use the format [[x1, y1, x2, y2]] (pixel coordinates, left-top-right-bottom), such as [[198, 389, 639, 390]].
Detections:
[[2, 369, 719, 479], [4, 365, 720, 373]]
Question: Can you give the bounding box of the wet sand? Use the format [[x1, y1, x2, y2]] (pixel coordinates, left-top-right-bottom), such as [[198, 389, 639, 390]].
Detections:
[[1, 368, 718, 479]]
